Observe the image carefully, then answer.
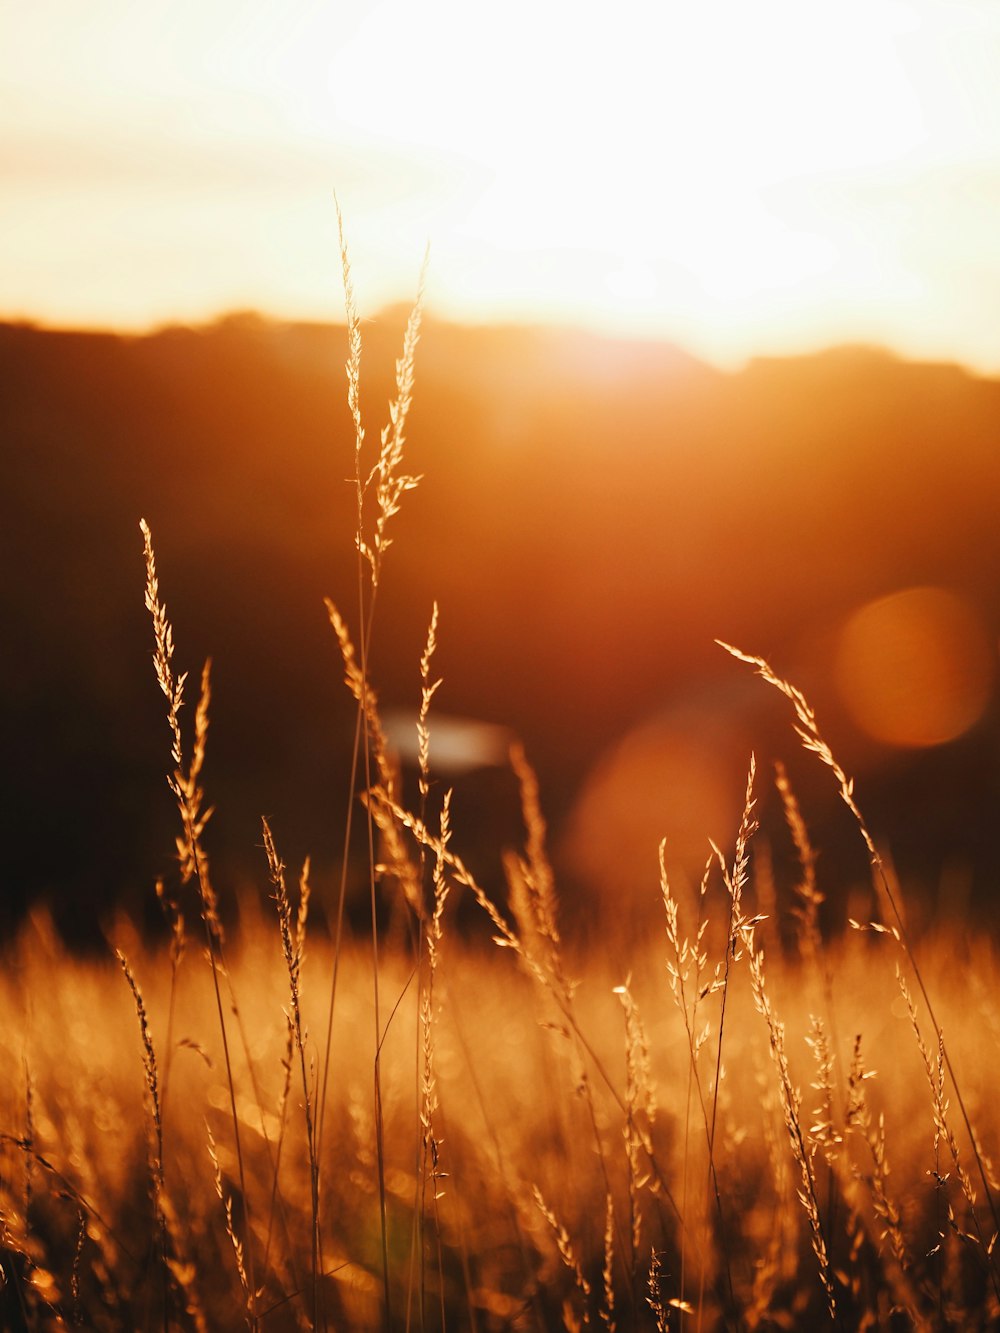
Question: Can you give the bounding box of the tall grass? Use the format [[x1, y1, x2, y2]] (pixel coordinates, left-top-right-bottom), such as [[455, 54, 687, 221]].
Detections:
[[1, 233, 999, 1330]]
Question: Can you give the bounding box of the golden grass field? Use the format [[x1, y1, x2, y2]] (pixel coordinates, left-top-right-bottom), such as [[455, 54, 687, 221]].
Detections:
[[2, 226, 999, 1331]]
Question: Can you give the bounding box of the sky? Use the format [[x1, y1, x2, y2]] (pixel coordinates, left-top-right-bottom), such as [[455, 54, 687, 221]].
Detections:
[[4, 0, 1000, 370]]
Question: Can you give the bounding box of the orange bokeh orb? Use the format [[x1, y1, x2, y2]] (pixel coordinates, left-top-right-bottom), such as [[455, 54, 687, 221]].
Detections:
[[835, 586, 995, 748]]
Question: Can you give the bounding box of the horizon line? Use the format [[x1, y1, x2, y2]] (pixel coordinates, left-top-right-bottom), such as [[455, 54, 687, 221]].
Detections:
[[3, 305, 996, 382]]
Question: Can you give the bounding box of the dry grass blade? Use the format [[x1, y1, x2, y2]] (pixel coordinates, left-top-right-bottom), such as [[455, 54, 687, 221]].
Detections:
[[116, 950, 169, 1329], [703, 755, 758, 1320], [417, 601, 441, 808], [324, 217, 429, 1328], [743, 925, 837, 1321], [335, 196, 427, 594], [142, 519, 219, 935], [774, 761, 823, 966], [510, 742, 561, 966], [600, 1194, 616, 1332], [418, 792, 452, 1327], [719, 640, 1000, 1268], [262, 818, 320, 1328], [367, 250, 427, 574], [116, 953, 163, 1189], [140, 519, 258, 1324], [841, 1034, 928, 1327], [898, 969, 992, 1263], [613, 977, 655, 1276], [532, 1185, 592, 1325], [207, 1121, 251, 1312], [334, 195, 364, 466]]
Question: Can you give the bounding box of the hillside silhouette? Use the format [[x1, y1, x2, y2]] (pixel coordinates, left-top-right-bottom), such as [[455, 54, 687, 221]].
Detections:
[[3, 315, 999, 941]]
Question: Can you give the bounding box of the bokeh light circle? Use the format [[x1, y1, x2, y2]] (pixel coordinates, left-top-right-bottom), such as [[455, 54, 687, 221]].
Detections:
[[835, 586, 994, 748]]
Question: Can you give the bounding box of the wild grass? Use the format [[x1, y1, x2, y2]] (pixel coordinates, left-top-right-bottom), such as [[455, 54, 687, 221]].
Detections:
[[3, 894, 999, 1329], [2, 228, 999, 1330]]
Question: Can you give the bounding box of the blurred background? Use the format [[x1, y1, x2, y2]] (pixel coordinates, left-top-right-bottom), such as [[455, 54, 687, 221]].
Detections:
[[3, 317, 999, 942], [3, 1, 1000, 943]]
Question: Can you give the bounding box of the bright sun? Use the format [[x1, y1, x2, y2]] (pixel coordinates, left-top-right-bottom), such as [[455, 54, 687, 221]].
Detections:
[[290, 0, 935, 358], [4, 0, 1000, 368]]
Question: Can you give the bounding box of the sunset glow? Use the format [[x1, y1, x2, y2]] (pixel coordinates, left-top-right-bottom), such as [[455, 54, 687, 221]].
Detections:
[[8, 3, 1000, 1328], [4, 1, 1000, 368]]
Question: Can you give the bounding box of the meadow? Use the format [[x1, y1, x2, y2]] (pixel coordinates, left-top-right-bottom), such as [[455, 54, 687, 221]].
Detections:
[[2, 234, 999, 1331]]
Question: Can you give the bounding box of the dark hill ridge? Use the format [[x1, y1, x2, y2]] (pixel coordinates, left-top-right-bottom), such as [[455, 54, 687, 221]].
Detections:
[[3, 316, 999, 939]]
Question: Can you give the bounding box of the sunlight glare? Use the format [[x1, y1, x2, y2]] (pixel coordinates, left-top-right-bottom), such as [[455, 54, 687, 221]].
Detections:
[[5, 0, 1000, 365], [309, 0, 928, 349]]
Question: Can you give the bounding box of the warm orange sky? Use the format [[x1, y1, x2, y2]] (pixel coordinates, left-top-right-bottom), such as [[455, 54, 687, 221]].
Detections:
[[4, 0, 1000, 370]]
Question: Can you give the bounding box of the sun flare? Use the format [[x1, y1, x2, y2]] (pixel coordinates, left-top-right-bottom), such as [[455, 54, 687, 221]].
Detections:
[[302, 0, 962, 359], [4, 0, 1000, 369]]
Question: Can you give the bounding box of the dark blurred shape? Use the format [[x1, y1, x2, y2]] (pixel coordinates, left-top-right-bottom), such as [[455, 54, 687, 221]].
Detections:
[[3, 319, 1000, 941]]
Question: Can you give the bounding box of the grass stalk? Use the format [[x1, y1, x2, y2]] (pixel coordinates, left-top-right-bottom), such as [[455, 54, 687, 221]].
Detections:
[[262, 819, 321, 1329], [141, 520, 259, 1326], [720, 642, 1000, 1289]]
